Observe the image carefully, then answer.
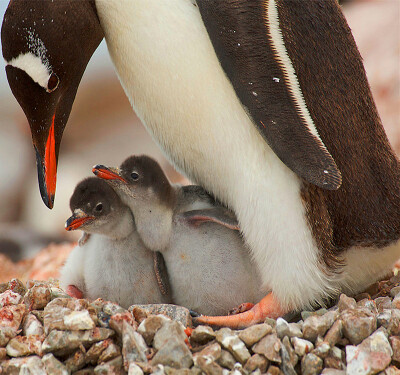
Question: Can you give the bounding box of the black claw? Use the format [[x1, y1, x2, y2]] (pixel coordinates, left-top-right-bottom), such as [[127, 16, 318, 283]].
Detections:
[[189, 309, 201, 318]]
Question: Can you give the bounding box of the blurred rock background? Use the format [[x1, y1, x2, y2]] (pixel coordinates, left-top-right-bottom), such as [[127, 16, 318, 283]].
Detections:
[[0, 0, 399, 280]]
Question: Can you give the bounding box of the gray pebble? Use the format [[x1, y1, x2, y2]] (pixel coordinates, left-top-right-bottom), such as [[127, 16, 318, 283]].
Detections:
[[153, 320, 187, 351], [217, 349, 236, 370], [375, 296, 392, 312], [138, 314, 170, 345], [190, 325, 215, 345], [122, 320, 148, 366], [291, 337, 314, 356], [275, 318, 302, 339], [346, 329, 393, 374], [338, 294, 357, 312], [301, 353, 323, 375], [244, 354, 269, 373], [390, 286, 400, 298], [252, 333, 281, 363], [341, 308, 377, 345], [152, 336, 193, 369], [238, 323, 272, 346], [216, 328, 250, 364], [302, 311, 338, 342]]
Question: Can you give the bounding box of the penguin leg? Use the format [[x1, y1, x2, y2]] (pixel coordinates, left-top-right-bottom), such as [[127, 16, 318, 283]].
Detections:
[[193, 293, 286, 329], [228, 302, 255, 315], [65, 285, 84, 299]]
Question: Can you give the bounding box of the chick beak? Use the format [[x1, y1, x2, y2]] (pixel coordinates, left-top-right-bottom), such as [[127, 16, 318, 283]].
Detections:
[[92, 165, 127, 183], [65, 211, 94, 231]]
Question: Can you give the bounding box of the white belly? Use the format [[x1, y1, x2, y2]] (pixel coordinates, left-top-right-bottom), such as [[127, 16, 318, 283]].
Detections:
[[83, 234, 167, 308], [94, 0, 397, 309], [164, 220, 265, 315]]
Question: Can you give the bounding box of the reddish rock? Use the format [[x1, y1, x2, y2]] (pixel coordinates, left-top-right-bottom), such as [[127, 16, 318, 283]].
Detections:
[[390, 335, 400, 363], [346, 329, 392, 374], [341, 309, 377, 345], [338, 294, 357, 312], [23, 284, 51, 310], [0, 303, 26, 346], [6, 334, 44, 357], [0, 290, 22, 308]]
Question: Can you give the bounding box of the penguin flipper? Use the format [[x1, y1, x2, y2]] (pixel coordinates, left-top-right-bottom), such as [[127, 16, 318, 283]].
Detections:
[[181, 208, 240, 231], [153, 251, 171, 298], [197, 0, 342, 190]]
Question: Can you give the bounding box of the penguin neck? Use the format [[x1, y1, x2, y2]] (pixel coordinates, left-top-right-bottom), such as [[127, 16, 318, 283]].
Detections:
[[129, 198, 175, 252], [108, 209, 136, 240], [88, 207, 135, 240]]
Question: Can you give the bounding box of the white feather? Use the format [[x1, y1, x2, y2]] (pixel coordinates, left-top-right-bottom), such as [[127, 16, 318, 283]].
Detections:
[[6, 52, 51, 90]]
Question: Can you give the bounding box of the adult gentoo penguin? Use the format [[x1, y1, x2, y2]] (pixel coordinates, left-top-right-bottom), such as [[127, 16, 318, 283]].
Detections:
[[2, 0, 400, 327]]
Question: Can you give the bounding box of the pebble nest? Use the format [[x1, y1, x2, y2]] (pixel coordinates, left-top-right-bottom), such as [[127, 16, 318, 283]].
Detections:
[[0, 275, 399, 375]]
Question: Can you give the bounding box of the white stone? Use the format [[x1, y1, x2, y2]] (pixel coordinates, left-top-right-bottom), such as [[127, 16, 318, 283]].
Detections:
[[23, 314, 44, 337], [346, 330, 392, 375], [152, 364, 165, 375], [276, 317, 303, 339], [20, 356, 47, 375], [291, 337, 314, 356], [216, 328, 250, 364], [63, 310, 95, 330], [128, 362, 144, 375], [0, 290, 22, 308]]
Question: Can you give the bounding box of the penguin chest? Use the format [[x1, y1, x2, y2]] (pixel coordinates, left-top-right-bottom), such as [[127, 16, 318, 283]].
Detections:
[[83, 235, 163, 307], [95, 0, 275, 192]]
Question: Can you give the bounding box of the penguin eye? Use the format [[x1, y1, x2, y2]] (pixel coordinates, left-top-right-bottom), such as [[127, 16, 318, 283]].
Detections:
[[95, 203, 103, 212], [47, 73, 59, 93], [131, 172, 139, 181]]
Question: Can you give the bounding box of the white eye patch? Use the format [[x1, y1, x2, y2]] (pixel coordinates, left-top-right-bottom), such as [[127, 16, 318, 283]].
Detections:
[[5, 30, 56, 92], [6, 51, 52, 91]]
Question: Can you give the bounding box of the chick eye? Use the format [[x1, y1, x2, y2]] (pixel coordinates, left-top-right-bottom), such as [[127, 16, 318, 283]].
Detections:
[[131, 172, 139, 181], [47, 73, 59, 93], [95, 203, 103, 212]]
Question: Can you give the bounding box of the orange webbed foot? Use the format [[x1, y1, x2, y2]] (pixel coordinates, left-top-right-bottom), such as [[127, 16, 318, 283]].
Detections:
[[194, 293, 287, 329], [228, 302, 255, 315], [66, 285, 84, 299]]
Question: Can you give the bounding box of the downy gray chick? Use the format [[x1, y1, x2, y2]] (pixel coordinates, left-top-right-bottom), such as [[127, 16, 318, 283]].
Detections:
[[60, 177, 170, 308]]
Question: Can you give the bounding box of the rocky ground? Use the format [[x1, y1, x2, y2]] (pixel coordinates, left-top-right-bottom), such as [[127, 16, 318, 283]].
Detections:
[[0, 273, 399, 375]]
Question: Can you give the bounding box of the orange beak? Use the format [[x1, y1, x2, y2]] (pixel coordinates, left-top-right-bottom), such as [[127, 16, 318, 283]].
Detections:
[[35, 114, 57, 209], [65, 213, 94, 231], [92, 165, 127, 183], [44, 115, 57, 208]]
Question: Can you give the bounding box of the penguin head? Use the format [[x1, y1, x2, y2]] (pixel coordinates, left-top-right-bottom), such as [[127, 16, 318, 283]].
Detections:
[[1, 0, 103, 209], [93, 155, 176, 208], [66, 177, 131, 236]]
